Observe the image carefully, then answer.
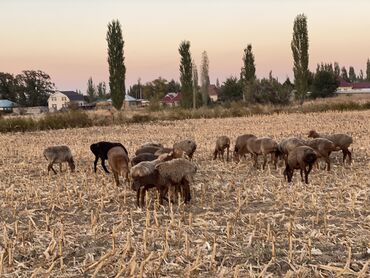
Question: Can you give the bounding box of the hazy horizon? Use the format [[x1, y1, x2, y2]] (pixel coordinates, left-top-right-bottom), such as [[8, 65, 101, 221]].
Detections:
[[1, 0, 370, 93]]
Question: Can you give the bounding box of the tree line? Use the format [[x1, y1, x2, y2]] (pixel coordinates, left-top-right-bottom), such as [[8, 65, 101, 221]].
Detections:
[[2, 15, 370, 109]]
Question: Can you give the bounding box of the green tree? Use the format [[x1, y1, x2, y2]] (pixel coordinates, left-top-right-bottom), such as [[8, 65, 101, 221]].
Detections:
[[291, 14, 309, 104], [16, 70, 55, 106], [178, 41, 193, 108], [97, 82, 107, 99], [311, 66, 339, 98], [348, 66, 356, 83], [241, 44, 256, 103], [366, 59, 370, 81], [167, 79, 181, 93], [341, 66, 350, 82], [358, 70, 364, 81], [107, 19, 126, 110], [219, 77, 243, 102], [0, 72, 17, 102], [334, 62, 340, 77], [86, 77, 97, 102], [200, 51, 210, 106]]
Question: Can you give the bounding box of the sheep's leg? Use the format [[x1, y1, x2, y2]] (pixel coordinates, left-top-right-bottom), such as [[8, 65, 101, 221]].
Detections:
[[288, 169, 293, 182], [213, 149, 218, 160], [140, 187, 147, 207], [262, 154, 267, 170], [221, 149, 224, 161], [347, 149, 352, 164], [300, 168, 304, 182], [136, 188, 141, 207], [304, 168, 309, 184], [113, 172, 120, 186], [226, 147, 229, 162], [253, 154, 259, 168], [325, 156, 331, 171], [93, 156, 99, 173], [48, 159, 57, 175], [101, 159, 110, 174], [182, 180, 191, 203]]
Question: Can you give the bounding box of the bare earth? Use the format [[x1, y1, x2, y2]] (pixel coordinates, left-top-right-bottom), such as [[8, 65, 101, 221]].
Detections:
[[0, 110, 369, 277]]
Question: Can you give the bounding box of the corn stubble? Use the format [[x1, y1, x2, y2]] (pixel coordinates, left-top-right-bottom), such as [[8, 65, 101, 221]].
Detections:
[[0, 110, 369, 277]]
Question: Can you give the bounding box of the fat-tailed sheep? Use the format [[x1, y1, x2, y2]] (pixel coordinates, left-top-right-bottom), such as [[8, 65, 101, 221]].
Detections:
[[135, 145, 162, 156], [213, 136, 230, 161], [233, 134, 256, 162], [107, 146, 130, 186], [173, 139, 197, 160], [308, 130, 353, 164], [304, 138, 336, 171], [277, 137, 305, 162], [247, 137, 279, 169], [284, 146, 317, 184], [90, 141, 128, 174], [131, 153, 158, 167], [43, 145, 75, 174]]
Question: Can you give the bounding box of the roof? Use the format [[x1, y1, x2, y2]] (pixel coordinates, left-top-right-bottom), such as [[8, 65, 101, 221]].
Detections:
[[161, 92, 182, 104], [338, 78, 352, 88], [60, 91, 85, 101], [106, 95, 139, 102], [352, 82, 370, 89], [0, 99, 17, 108], [208, 85, 219, 96]]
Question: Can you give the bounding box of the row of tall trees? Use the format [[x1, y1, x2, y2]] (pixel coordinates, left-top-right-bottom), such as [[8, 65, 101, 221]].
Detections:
[[0, 70, 55, 106]]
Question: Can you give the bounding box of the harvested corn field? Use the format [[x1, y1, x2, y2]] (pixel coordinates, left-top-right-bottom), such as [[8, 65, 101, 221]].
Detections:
[[0, 110, 369, 277]]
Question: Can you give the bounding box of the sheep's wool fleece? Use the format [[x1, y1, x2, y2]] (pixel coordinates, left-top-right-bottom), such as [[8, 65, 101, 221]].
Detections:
[[156, 158, 196, 184]]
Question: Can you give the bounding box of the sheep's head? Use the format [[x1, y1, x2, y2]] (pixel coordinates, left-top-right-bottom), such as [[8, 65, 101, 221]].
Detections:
[[308, 130, 319, 138]]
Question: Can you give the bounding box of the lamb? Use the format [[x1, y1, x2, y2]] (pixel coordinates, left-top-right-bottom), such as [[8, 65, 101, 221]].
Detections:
[[246, 137, 279, 169], [90, 141, 128, 174], [131, 153, 158, 167], [284, 146, 317, 184], [173, 139, 197, 160], [213, 136, 231, 161], [308, 130, 353, 164], [131, 158, 197, 207], [107, 146, 130, 186], [135, 145, 162, 156], [304, 138, 336, 171], [43, 145, 75, 174], [233, 134, 256, 162]]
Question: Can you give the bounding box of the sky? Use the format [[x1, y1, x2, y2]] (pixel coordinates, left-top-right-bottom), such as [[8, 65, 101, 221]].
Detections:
[[1, 0, 370, 93]]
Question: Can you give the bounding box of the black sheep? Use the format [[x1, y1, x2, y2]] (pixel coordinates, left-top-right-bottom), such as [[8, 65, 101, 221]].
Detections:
[[90, 141, 128, 173]]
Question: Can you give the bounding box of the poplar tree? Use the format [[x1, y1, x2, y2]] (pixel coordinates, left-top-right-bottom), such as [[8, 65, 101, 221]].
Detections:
[[291, 14, 309, 104], [200, 51, 210, 106], [178, 41, 193, 108], [241, 44, 256, 103], [106, 19, 125, 110], [348, 66, 356, 82], [366, 59, 370, 81]]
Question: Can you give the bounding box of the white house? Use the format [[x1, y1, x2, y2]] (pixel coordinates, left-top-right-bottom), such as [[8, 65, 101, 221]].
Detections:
[[48, 91, 86, 111]]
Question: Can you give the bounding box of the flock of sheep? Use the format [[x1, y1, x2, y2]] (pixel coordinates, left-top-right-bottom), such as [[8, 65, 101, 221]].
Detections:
[[42, 129, 353, 207]]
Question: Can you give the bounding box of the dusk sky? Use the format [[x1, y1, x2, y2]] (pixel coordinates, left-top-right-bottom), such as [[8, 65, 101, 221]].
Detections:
[[1, 0, 370, 93]]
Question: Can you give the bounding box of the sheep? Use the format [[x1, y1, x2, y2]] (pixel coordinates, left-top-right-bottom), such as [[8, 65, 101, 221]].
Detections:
[[213, 136, 231, 161], [43, 145, 75, 174], [131, 153, 158, 167], [246, 137, 279, 169], [283, 146, 317, 184], [131, 158, 197, 207], [135, 145, 162, 156], [173, 139, 197, 160], [233, 134, 256, 162], [304, 138, 336, 171], [154, 147, 173, 156], [90, 141, 128, 174], [107, 146, 130, 186], [277, 137, 306, 161], [308, 130, 353, 164], [139, 142, 164, 149], [130, 153, 175, 206]]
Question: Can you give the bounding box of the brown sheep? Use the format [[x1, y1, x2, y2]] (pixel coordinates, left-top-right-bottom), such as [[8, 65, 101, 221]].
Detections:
[[247, 137, 279, 169], [43, 145, 75, 174], [135, 145, 162, 156], [308, 130, 353, 164], [277, 137, 305, 162], [213, 136, 230, 161], [284, 146, 317, 184], [173, 139, 197, 160], [233, 134, 256, 162], [304, 138, 336, 171], [107, 146, 130, 186]]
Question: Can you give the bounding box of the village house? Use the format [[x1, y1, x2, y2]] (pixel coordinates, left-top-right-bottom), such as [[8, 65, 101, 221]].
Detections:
[[161, 92, 182, 107], [48, 91, 86, 111], [208, 85, 219, 102], [0, 99, 18, 112], [336, 79, 370, 95]]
